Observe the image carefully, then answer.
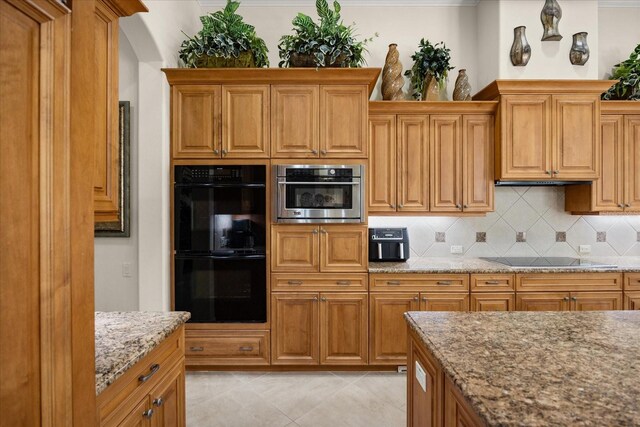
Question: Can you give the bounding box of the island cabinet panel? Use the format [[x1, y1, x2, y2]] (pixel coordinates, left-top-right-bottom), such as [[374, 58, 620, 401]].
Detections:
[[221, 85, 270, 158], [516, 292, 571, 311], [553, 95, 599, 180], [149, 364, 184, 427], [370, 293, 419, 365], [570, 292, 623, 311], [626, 273, 640, 291], [184, 330, 270, 366], [420, 293, 469, 312], [500, 95, 552, 180], [471, 293, 515, 311], [320, 293, 368, 365], [625, 292, 640, 310], [370, 274, 469, 292], [319, 85, 368, 158], [171, 85, 221, 158], [271, 225, 319, 272], [319, 225, 368, 272], [368, 114, 397, 212], [444, 375, 484, 427], [626, 115, 640, 211], [462, 115, 494, 212], [118, 398, 151, 427], [470, 274, 514, 292], [430, 115, 463, 212], [270, 85, 319, 158], [398, 115, 430, 212], [408, 335, 443, 427], [271, 293, 319, 365], [515, 273, 623, 292]]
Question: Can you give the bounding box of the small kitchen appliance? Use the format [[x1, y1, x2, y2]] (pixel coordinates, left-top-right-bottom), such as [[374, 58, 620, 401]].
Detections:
[[369, 228, 410, 262]]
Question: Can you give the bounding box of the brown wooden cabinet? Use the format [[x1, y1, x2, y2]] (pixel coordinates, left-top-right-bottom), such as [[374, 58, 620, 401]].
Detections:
[[368, 114, 397, 212], [320, 85, 368, 158], [626, 115, 640, 211], [408, 336, 443, 427], [221, 85, 270, 158], [471, 293, 515, 311], [625, 292, 640, 310], [430, 115, 462, 212], [171, 85, 221, 158], [517, 291, 623, 311], [463, 115, 495, 212], [118, 398, 151, 427], [420, 293, 469, 311], [571, 292, 623, 311], [397, 115, 431, 212], [149, 365, 184, 427], [271, 225, 367, 273], [320, 293, 368, 365], [271, 85, 319, 158], [370, 293, 419, 365], [271, 293, 319, 365], [185, 330, 270, 366]]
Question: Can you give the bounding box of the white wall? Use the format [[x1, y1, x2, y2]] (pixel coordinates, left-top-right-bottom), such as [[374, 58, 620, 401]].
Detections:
[[94, 30, 139, 311], [598, 6, 640, 78]]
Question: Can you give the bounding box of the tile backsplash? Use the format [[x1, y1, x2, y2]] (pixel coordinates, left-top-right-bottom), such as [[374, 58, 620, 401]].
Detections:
[[369, 187, 640, 258]]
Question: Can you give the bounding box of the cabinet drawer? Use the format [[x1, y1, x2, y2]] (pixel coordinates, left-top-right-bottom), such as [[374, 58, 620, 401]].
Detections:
[[97, 326, 184, 426], [470, 274, 514, 292], [516, 273, 622, 292], [625, 291, 640, 310], [625, 273, 640, 291], [185, 330, 269, 366], [370, 274, 469, 292], [272, 273, 368, 291]]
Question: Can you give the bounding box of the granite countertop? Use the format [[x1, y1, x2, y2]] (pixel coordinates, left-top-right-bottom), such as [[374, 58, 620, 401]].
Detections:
[[95, 311, 190, 395], [405, 311, 640, 427], [369, 256, 640, 274]]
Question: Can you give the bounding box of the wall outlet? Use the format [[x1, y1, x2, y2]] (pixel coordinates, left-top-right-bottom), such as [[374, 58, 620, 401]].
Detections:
[[579, 245, 591, 254], [450, 245, 464, 254], [122, 262, 132, 278]]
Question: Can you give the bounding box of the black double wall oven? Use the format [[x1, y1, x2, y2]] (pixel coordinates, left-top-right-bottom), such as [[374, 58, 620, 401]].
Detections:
[[174, 165, 266, 323]]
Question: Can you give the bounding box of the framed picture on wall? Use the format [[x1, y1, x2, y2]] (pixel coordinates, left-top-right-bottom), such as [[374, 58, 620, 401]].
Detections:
[[95, 101, 131, 237]]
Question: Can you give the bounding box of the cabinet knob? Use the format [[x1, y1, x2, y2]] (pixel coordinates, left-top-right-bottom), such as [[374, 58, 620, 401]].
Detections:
[[153, 398, 163, 407], [398, 204, 404, 209], [456, 204, 462, 209], [625, 204, 631, 208], [320, 150, 327, 155], [413, 296, 419, 301], [422, 297, 428, 302], [571, 296, 578, 302], [320, 228, 327, 234], [143, 409, 154, 419], [546, 170, 552, 175], [321, 297, 327, 302], [618, 204, 625, 208], [563, 297, 570, 302], [313, 296, 318, 301], [553, 170, 559, 175], [221, 149, 227, 156], [213, 149, 220, 155], [312, 229, 318, 234], [390, 204, 395, 209], [463, 204, 468, 209], [311, 149, 318, 154]]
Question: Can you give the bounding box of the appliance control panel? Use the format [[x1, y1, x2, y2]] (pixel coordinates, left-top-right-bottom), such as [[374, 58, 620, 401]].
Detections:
[[370, 228, 405, 241]]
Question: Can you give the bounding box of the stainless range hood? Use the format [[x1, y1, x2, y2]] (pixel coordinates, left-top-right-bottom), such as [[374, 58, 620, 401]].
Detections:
[[495, 180, 587, 186]]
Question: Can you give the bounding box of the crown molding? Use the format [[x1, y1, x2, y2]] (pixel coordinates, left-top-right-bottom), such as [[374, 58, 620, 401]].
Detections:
[[598, 0, 640, 7], [198, 0, 480, 8]]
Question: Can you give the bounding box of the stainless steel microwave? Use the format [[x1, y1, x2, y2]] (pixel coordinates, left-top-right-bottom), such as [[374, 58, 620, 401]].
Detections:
[[274, 164, 365, 223]]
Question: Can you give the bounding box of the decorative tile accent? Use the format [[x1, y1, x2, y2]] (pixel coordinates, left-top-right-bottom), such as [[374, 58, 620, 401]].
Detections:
[[637, 231, 640, 242], [516, 232, 527, 242], [556, 232, 566, 242], [597, 231, 607, 242], [476, 232, 487, 243], [435, 232, 446, 243]]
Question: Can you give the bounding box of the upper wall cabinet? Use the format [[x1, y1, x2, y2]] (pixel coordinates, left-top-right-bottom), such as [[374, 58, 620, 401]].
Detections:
[[164, 69, 380, 160], [368, 102, 496, 215], [474, 80, 614, 182], [565, 102, 640, 214]]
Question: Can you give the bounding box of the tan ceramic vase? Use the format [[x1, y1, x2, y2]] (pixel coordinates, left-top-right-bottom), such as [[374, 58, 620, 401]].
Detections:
[[453, 69, 472, 101], [421, 73, 441, 101], [381, 44, 404, 100]]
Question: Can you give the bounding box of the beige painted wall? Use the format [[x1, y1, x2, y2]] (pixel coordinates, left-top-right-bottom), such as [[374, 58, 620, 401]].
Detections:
[[598, 6, 640, 78]]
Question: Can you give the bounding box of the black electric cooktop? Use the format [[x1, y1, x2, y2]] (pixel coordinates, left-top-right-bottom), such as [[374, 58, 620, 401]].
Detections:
[[481, 257, 617, 269]]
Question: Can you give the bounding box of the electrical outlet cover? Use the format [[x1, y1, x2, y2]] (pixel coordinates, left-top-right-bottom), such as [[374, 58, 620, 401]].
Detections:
[[579, 245, 591, 254], [450, 245, 464, 254]]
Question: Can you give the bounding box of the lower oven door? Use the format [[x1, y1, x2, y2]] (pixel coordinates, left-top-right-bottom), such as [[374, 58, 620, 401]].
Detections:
[[174, 255, 266, 323], [276, 179, 362, 222]]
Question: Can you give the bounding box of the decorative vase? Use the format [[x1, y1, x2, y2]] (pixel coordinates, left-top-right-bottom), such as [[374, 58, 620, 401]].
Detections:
[[570, 32, 590, 65], [540, 0, 562, 41], [382, 44, 404, 100], [453, 69, 472, 101], [510, 26, 531, 66], [421, 72, 441, 101]]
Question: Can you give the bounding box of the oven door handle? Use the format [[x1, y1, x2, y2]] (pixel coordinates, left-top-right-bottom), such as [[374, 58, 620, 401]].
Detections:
[[278, 181, 360, 186]]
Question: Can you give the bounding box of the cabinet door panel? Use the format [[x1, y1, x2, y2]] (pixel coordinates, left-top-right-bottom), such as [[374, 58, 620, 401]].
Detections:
[[625, 115, 640, 211], [320, 293, 368, 365], [553, 94, 599, 179], [571, 292, 623, 311], [369, 293, 419, 364], [222, 85, 269, 158], [171, 85, 221, 158], [471, 293, 514, 312], [430, 115, 462, 212], [463, 115, 494, 212], [271, 225, 319, 272], [369, 114, 397, 212], [409, 340, 442, 427], [271, 85, 319, 158], [516, 292, 570, 311], [625, 292, 640, 310], [500, 95, 551, 179], [593, 115, 624, 211], [320, 85, 367, 158], [420, 293, 469, 312], [271, 293, 319, 365], [320, 225, 367, 272], [150, 363, 184, 427], [398, 115, 429, 212]]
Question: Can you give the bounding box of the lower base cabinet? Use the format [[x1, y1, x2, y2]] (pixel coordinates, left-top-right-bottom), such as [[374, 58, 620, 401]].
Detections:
[[517, 292, 623, 311], [625, 291, 640, 310], [271, 292, 368, 365], [471, 293, 515, 311], [185, 330, 270, 366]]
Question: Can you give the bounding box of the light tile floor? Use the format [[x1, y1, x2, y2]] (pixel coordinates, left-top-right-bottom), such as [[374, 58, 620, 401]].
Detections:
[[186, 371, 406, 427]]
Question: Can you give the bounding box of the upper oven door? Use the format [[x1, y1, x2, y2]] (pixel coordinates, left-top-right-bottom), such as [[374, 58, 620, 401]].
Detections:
[[275, 165, 363, 223]]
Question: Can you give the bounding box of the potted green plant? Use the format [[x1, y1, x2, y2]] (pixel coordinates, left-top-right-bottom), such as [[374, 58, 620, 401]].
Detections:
[[278, 0, 374, 68], [405, 39, 454, 101], [602, 44, 640, 101], [178, 0, 269, 68]]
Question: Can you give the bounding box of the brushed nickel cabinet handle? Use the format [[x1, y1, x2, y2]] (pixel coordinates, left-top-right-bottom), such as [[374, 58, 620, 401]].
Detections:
[[553, 170, 559, 175], [625, 203, 631, 208], [239, 346, 254, 352], [313, 296, 318, 301], [618, 204, 625, 208], [398, 204, 404, 208], [387, 280, 401, 286], [153, 398, 163, 407], [287, 280, 303, 286], [138, 364, 160, 383], [463, 204, 468, 209], [143, 409, 154, 419], [455, 204, 462, 209], [189, 346, 204, 352], [336, 281, 351, 286], [421, 297, 427, 302], [321, 297, 327, 302], [213, 149, 220, 155], [545, 170, 552, 175], [320, 228, 327, 234], [485, 280, 500, 285], [320, 150, 327, 155], [312, 229, 319, 234], [563, 297, 570, 302], [437, 281, 452, 286], [413, 296, 418, 301], [311, 149, 318, 154], [221, 149, 227, 156], [571, 296, 578, 302]]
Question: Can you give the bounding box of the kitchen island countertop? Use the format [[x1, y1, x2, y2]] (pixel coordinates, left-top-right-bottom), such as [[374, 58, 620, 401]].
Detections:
[[405, 310, 640, 426], [95, 311, 190, 394]]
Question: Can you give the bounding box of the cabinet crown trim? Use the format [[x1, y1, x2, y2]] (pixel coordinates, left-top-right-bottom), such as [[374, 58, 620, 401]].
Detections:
[[162, 68, 381, 95], [473, 80, 617, 100], [100, 0, 148, 16], [601, 100, 640, 114], [369, 100, 498, 115]]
